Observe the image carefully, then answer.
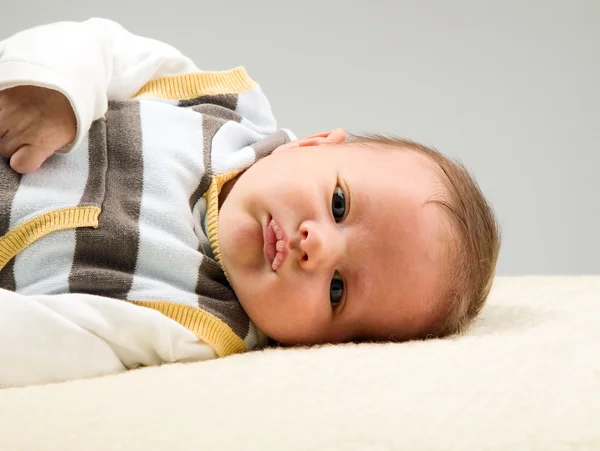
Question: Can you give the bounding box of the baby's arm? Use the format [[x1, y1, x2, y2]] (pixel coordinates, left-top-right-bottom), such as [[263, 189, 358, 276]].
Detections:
[[0, 18, 200, 156], [0, 288, 216, 388]]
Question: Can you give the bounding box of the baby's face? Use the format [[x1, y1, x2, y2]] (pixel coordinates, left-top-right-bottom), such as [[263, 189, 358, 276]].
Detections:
[[218, 138, 449, 345]]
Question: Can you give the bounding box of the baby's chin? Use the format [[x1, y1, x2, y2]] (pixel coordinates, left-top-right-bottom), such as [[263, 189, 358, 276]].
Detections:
[[238, 308, 310, 346]]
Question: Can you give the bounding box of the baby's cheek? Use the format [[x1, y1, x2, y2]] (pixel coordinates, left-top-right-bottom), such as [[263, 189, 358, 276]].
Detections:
[[262, 285, 329, 344]]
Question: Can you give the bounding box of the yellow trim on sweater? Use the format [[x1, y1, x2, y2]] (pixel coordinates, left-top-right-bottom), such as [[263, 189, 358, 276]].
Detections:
[[131, 299, 247, 357], [203, 171, 243, 282], [0, 206, 100, 272], [134, 67, 258, 101]]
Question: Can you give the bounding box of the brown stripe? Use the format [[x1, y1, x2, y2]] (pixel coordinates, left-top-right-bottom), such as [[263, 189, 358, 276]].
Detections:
[[252, 130, 292, 161], [193, 111, 215, 258], [189, 100, 249, 338], [191, 104, 242, 123], [188, 104, 242, 210], [194, 110, 215, 258], [79, 119, 108, 206], [69, 101, 144, 299], [0, 257, 16, 291], [195, 110, 213, 259], [0, 159, 21, 290], [196, 257, 250, 339], [179, 94, 238, 110]]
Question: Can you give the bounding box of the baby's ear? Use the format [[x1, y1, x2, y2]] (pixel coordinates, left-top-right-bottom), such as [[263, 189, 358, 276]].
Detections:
[[274, 128, 347, 153], [303, 128, 348, 145]]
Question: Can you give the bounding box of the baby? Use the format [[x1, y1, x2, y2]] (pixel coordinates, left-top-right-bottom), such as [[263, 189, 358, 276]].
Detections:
[[0, 18, 500, 386]]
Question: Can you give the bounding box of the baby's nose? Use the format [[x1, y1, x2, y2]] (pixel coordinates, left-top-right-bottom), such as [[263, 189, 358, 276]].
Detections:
[[297, 220, 340, 271]]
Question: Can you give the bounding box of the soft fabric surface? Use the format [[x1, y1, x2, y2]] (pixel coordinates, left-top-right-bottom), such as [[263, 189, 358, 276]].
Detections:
[[1, 276, 599, 450]]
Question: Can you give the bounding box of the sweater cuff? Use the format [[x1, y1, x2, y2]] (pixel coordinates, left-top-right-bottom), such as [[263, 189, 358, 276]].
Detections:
[[0, 61, 94, 154]]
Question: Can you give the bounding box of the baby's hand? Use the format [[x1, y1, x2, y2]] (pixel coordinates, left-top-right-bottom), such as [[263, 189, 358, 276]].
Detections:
[[0, 85, 77, 174]]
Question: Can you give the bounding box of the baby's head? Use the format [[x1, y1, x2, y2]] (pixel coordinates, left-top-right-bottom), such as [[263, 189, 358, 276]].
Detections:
[[218, 129, 500, 345]]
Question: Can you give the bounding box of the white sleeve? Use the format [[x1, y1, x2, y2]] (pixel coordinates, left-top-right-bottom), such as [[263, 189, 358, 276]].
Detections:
[[0, 18, 200, 152], [0, 288, 216, 388]]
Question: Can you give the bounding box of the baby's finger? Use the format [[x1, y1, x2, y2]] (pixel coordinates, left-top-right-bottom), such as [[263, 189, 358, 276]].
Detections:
[[9, 145, 53, 174]]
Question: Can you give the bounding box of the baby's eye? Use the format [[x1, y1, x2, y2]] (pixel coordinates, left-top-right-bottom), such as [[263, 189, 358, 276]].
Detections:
[[330, 272, 344, 306], [332, 186, 346, 222]]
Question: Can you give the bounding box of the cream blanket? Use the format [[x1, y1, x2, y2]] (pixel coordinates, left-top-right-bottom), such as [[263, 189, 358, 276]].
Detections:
[[0, 276, 598, 450]]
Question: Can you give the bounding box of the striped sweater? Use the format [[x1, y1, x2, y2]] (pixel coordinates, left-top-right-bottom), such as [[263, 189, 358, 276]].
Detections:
[[0, 19, 297, 385], [0, 67, 294, 357]]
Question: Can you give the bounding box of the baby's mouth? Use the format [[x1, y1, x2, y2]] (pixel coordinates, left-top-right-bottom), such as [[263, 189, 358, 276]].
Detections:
[[263, 216, 287, 271]]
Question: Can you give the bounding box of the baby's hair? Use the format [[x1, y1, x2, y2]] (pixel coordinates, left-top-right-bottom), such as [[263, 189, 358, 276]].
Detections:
[[347, 133, 501, 338]]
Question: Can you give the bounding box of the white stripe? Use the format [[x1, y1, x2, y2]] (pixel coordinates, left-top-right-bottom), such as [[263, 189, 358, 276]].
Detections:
[[236, 87, 278, 134], [210, 121, 263, 174], [128, 100, 206, 306], [10, 135, 90, 227], [282, 128, 298, 142], [12, 135, 91, 294], [14, 230, 77, 295]]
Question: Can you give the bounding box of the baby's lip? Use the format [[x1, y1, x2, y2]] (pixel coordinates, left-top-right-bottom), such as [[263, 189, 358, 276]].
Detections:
[[263, 216, 288, 271]]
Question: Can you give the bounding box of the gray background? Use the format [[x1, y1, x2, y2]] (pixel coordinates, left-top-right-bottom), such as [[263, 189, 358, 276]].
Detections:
[[2, 0, 598, 275]]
